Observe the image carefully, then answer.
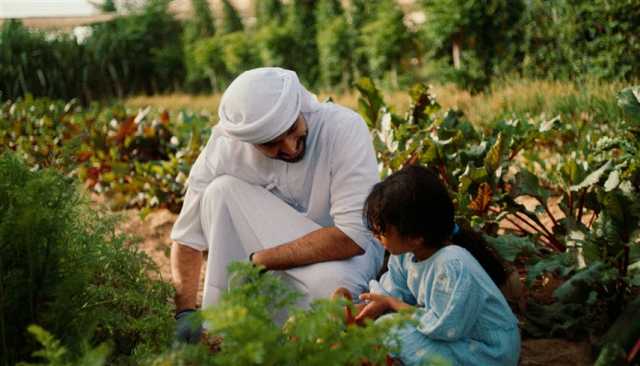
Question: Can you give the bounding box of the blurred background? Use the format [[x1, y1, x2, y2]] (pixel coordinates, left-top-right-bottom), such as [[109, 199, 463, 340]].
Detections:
[[1, 0, 638, 104]]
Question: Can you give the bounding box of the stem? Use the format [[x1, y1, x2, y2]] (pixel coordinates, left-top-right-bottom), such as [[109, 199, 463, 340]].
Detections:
[[568, 191, 574, 218], [0, 255, 7, 365], [503, 216, 532, 235], [534, 196, 559, 228], [514, 211, 565, 251], [438, 162, 450, 189], [576, 189, 586, 224], [622, 245, 630, 277], [508, 147, 521, 161], [492, 207, 558, 250], [588, 212, 599, 229], [628, 338, 640, 364]]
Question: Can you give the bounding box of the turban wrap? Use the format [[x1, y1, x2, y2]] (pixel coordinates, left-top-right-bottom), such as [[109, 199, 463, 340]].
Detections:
[[218, 67, 321, 144]]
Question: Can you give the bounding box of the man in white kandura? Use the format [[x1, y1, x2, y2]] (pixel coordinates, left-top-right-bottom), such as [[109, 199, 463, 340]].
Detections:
[[171, 67, 383, 343]]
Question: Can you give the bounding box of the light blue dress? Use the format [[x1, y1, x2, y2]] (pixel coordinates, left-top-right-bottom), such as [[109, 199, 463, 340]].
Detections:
[[369, 245, 520, 366]]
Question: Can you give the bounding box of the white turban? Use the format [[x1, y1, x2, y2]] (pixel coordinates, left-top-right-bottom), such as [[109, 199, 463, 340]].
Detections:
[[218, 67, 321, 144]]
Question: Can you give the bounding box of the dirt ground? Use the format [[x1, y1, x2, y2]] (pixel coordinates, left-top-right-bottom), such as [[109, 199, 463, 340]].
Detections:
[[119, 208, 594, 365]]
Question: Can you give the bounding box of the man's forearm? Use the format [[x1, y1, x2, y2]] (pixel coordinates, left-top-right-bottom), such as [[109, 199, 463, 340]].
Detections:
[[251, 227, 364, 270], [171, 242, 203, 312]]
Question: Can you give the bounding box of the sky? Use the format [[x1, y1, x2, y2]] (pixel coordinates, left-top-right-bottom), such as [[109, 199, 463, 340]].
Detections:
[[0, 0, 100, 18]]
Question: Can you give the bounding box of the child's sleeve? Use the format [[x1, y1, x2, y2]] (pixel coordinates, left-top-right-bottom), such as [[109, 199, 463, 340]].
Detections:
[[369, 255, 416, 305], [413, 259, 485, 341]]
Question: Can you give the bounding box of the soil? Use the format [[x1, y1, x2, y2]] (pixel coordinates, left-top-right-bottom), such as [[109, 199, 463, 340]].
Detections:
[[118, 207, 594, 365]]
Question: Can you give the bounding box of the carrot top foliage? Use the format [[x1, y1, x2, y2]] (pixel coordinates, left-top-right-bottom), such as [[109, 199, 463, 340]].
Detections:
[[0, 153, 174, 366]]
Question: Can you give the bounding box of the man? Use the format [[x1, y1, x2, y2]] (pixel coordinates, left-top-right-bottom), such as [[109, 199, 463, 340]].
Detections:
[[171, 67, 383, 342]]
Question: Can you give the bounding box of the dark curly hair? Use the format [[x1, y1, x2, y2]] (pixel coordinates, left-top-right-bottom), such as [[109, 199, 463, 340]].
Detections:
[[364, 165, 507, 286]]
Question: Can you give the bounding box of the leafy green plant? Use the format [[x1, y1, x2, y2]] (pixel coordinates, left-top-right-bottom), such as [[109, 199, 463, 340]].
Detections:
[[420, 0, 526, 91], [0, 153, 175, 365], [315, 0, 355, 90], [17, 326, 109, 366], [355, 78, 640, 341], [0, 1, 185, 102], [220, 0, 244, 34], [0, 97, 210, 212], [151, 262, 416, 366], [359, 0, 413, 87]]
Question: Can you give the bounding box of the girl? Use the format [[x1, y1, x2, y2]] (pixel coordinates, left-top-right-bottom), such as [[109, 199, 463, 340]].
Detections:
[[353, 165, 520, 366]]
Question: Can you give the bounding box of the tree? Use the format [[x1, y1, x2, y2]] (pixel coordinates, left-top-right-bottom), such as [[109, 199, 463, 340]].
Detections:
[[315, 0, 354, 89], [360, 0, 412, 86], [284, 0, 319, 86], [315, 0, 342, 27], [421, 0, 526, 91], [100, 0, 116, 12], [347, 0, 380, 80], [220, 0, 244, 34], [184, 0, 215, 42], [255, 0, 284, 28]]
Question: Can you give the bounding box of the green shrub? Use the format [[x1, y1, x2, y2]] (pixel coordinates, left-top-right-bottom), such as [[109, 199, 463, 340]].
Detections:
[[255, 0, 284, 28], [0, 153, 174, 365], [315, 0, 355, 89], [0, 20, 88, 101], [356, 78, 640, 341], [0, 0, 184, 102], [360, 0, 413, 87], [151, 263, 413, 366], [421, 0, 526, 91], [283, 0, 320, 87], [220, 0, 244, 34]]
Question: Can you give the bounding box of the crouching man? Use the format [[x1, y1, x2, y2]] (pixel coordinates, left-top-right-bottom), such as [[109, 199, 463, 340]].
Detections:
[[170, 67, 383, 343]]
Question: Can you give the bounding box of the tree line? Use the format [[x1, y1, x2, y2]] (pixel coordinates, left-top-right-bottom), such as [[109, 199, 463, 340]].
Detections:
[[1, 0, 638, 102]]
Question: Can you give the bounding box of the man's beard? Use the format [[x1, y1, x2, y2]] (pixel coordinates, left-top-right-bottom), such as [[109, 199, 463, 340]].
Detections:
[[276, 134, 307, 163]]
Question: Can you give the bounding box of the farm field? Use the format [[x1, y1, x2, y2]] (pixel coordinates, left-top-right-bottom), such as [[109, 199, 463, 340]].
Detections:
[[2, 0, 639, 365], [2, 79, 639, 365]]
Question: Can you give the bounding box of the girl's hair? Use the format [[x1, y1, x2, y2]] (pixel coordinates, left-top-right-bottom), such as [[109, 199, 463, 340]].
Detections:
[[364, 165, 507, 287]]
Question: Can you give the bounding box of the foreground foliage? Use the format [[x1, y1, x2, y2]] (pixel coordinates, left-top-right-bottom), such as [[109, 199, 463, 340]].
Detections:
[[0, 154, 174, 366], [152, 263, 418, 365], [23, 264, 450, 366]]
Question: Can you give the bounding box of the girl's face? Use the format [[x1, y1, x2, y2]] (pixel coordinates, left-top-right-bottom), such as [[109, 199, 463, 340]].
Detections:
[[373, 225, 423, 255]]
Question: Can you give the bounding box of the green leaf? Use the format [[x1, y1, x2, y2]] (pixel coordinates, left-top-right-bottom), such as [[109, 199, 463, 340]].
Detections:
[[553, 262, 608, 303], [539, 115, 561, 133], [512, 169, 550, 200], [458, 164, 488, 194], [355, 78, 385, 128], [483, 133, 506, 176], [604, 169, 620, 192], [617, 85, 640, 125], [485, 234, 539, 262], [526, 253, 574, 285], [570, 160, 612, 191]]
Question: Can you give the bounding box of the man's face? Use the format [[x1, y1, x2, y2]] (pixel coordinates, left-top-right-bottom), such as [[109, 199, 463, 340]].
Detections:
[[254, 115, 308, 163]]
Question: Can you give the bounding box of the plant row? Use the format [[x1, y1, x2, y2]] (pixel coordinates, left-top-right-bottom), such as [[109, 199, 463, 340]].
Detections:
[[2, 81, 639, 362], [357, 79, 640, 362]]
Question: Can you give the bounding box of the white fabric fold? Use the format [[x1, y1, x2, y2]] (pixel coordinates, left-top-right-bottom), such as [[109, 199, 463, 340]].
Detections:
[[218, 67, 321, 144]]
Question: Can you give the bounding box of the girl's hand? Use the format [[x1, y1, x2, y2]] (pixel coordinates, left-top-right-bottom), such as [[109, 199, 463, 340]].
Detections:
[[355, 293, 412, 322], [355, 293, 393, 322]]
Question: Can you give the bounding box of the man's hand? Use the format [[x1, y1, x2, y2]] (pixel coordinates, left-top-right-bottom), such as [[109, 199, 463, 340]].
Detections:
[[355, 293, 411, 322], [174, 309, 203, 344], [250, 227, 364, 270]]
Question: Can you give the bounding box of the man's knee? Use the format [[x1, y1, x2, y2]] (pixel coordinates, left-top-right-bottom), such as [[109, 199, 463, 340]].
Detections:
[[202, 175, 246, 205], [300, 267, 364, 300]]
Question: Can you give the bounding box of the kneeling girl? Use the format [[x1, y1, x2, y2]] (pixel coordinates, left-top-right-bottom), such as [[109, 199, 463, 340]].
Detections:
[[356, 165, 520, 366]]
